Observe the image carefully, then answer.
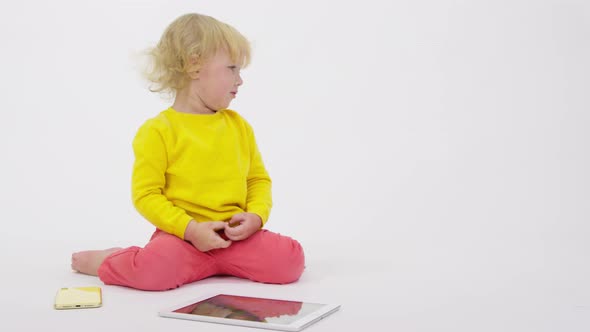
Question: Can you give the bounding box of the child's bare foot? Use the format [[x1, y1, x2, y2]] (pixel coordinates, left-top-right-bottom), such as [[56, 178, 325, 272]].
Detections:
[[71, 248, 122, 276]]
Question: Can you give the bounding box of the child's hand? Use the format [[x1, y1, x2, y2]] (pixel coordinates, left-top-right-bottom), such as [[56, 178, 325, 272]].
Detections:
[[184, 220, 232, 252], [224, 213, 262, 241]]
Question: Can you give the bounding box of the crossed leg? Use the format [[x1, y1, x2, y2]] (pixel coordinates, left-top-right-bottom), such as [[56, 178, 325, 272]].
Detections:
[[212, 230, 305, 284], [96, 230, 219, 291]]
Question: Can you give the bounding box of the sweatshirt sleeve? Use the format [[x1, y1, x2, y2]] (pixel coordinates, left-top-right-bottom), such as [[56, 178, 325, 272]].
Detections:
[[131, 120, 193, 239], [244, 122, 273, 227]]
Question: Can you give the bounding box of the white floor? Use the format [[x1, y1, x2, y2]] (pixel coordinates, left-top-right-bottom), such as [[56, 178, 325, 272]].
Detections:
[[3, 233, 589, 332]]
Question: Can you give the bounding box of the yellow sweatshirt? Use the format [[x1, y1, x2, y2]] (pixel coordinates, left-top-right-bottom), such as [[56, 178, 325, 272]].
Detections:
[[131, 107, 272, 239]]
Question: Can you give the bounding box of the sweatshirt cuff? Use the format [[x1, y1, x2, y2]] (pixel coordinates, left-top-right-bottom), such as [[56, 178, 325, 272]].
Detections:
[[174, 214, 194, 240], [247, 207, 270, 228]]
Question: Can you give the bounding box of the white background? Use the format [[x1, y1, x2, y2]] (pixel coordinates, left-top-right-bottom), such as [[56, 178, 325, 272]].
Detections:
[[0, 0, 588, 331]]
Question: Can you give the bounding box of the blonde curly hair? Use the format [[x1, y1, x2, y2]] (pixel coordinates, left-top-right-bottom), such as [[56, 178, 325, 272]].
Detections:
[[144, 13, 251, 96]]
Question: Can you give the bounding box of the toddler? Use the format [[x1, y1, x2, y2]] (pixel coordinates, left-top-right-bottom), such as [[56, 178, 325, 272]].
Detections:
[[71, 13, 305, 291]]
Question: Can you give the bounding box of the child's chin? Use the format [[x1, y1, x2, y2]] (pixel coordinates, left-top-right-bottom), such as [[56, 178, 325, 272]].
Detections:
[[217, 101, 231, 109]]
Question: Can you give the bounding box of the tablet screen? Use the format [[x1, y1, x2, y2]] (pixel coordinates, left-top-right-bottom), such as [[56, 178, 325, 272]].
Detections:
[[172, 294, 326, 325]]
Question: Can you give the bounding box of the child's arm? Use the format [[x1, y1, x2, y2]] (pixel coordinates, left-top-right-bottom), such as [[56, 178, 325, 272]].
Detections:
[[244, 122, 272, 227], [131, 120, 193, 239]]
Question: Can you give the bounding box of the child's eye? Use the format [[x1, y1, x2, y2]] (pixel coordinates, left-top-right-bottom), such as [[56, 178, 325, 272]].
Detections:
[[228, 65, 237, 71]]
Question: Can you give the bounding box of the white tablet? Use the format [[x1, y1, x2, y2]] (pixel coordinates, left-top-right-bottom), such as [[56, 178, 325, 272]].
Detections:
[[158, 293, 340, 331]]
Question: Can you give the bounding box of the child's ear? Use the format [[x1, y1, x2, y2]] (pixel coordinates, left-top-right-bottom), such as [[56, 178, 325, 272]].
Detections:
[[188, 70, 199, 80], [187, 54, 201, 79]]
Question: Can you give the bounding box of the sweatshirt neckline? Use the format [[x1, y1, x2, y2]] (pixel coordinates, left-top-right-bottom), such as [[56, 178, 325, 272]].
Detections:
[[165, 107, 225, 119]]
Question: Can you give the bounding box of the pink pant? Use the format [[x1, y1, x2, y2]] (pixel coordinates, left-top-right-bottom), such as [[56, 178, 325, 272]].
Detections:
[[97, 229, 305, 291]]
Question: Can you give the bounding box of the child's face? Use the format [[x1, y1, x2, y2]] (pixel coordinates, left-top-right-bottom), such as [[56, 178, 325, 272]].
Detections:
[[191, 50, 243, 111]]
